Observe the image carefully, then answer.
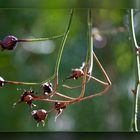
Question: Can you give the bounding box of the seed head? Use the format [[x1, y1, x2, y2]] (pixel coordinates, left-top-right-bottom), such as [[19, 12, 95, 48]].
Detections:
[[31, 109, 48, 126], [0, 35, 18, 50], [42, 82, 53, 95]]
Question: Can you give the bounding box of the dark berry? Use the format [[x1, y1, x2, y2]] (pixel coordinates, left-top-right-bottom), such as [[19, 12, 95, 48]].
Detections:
[[13, 90, 36, 108], [0, 76, 4, 87], [54, 102, 67, 121], [71, 69, 84, 79], [64, 68, 84, 81], [20, 90, 35, 104], [31, 109, 48, 126], [0, 35, 18, 50], [55, 102, 66, 110], [42, 82, 53, 95]]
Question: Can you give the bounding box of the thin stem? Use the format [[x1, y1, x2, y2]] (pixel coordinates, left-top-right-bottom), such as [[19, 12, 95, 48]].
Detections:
[[55, 92, 75, 100], [54, 9, 74, 80], [3, 80, 39, 86], [62, 73, 108, 90], [93, 51, 111, 85], [33, 85, 111, 105], [41, 74, 56, 84], [78, 9, 92, 98], [78, 65, 87, 98], [18, 34, 64, 42], [39, 9, 74, 100], [77, 85, 110, 102], [129, 9, 140, 131], [129, 9, 139, 49], [62, 81, 87, 90], [87, 8, 93, 79], [86, 74, 109, 86], [33, 97, 72, 103], [41, 9, 74, 86], [65, 85, 110, 105]]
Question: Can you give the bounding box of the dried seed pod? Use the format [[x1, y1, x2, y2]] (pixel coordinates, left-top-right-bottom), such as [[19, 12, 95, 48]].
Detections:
[[55, 102, 67, 110], [31, 109, 48, 127], [13, 90, 36, 108], [54, 102, 67, 121], [63, 68, 84, 81], [0, 35, 18, 50], [42, 82, 53, 95], [71, 69, 84, 79], [0, 76, 4, 87]]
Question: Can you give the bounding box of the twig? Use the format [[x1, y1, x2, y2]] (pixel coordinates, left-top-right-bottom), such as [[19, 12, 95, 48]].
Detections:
[[3, 80, 39, 86], [93, 51, 111, 85], [129, 9, 140, 131], [18, 34, 64, 42]]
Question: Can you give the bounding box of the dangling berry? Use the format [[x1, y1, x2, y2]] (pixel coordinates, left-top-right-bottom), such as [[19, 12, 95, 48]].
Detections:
[[0, 76, 4, 88], [42, 82, 53, 95], [54, 102, 67, 121], [55, 102, 67, 110], [31, 109, 48, 127], [13, 90, 36, 108], [63, 68, 84, 81], [0, 35, 18, 50]]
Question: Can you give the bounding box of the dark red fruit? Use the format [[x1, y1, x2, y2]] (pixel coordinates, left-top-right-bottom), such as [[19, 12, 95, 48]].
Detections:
[[55, 102, 67, 110], [13, 90, 36, 108], [20, 90, 35, 104], [64, 68, 84, 81], [0, 76, 4, 87], [71, 69, 84, 79], [31, 109, 48, 123], [54, 102, 67, 121], [42, 82, 53, 95], [0, 35, 18, 50]]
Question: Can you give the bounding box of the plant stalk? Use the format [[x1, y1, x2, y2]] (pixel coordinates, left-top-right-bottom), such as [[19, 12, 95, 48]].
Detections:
[[129, 8, 140, 132]]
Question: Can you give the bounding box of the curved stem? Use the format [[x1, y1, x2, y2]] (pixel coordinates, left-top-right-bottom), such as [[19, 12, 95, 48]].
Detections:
[[87, 8, 93, 79], [33, 84, 111, 104], [55, 92, 75, 100], [18, 34, 64, 42], [41, 9, 74, 86], [78, 9, 93, 98], [87, 74, 109, 86], [62, 81, 88, 90], [93, 52, 111, 85], [129, 9, 140, 132], [62, 73, 109, 90], [54, 9, 74, 82]]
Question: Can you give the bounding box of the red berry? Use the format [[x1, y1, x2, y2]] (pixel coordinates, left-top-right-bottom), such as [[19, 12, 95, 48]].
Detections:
[[55, 102, 66, 110], [0, 35, 18, 50], [71, 69, 84, 79], [54, 102, 67, 121], [20, 90, 34, 105], [42, 82, 53, 95], [13, 90, 36, 108], [31, 109, 48, 123], [64, 68, 84, 81]]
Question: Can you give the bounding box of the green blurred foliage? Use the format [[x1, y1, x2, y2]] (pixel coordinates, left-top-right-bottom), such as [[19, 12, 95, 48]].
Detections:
[[0, 8, 139, 132]]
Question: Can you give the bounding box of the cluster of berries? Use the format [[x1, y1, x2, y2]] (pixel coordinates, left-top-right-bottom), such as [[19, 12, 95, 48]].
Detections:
[[0, 34, 111, 127], [0, 54, 83, 127], [11, 82, 67, 126]]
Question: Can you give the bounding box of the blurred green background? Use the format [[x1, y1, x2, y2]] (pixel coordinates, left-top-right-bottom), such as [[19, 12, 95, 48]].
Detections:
[[0, 8, 139, 132]]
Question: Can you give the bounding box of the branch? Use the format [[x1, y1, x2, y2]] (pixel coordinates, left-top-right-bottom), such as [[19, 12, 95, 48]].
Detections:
[[129, 9, 140, 132]]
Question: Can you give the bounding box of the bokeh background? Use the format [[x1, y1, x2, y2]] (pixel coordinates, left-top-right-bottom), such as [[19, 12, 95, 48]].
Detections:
[[0, 8, 140, 132]]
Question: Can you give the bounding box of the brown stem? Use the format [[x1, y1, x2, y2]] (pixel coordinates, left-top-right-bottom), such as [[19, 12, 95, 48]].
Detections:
[[93, 51, 112, 85], [86, 74, 109, 86]]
